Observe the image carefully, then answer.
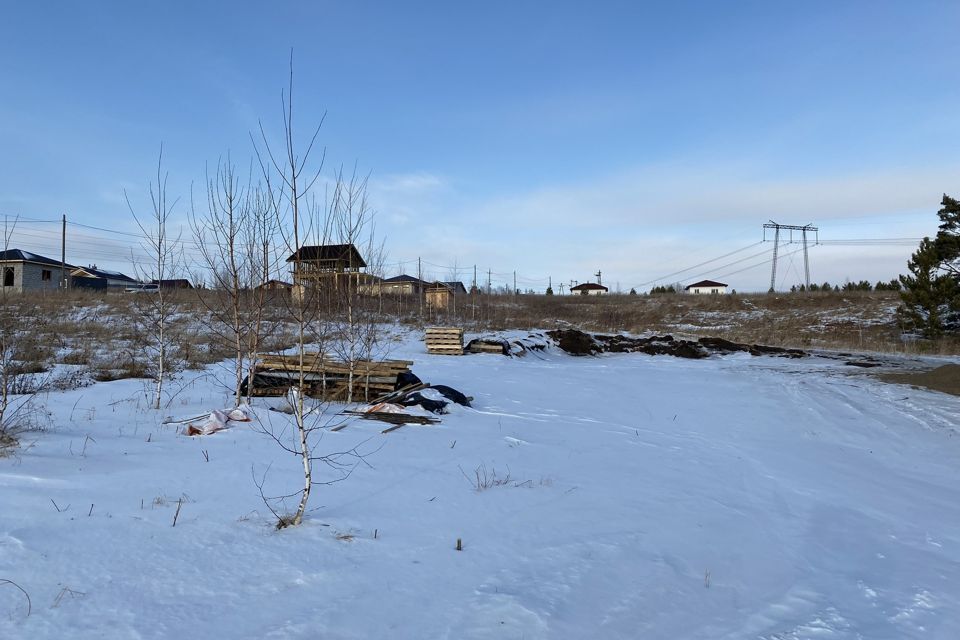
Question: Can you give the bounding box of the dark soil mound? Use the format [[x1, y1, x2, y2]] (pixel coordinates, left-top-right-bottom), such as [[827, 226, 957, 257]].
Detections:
[[548, 329, 808, 360], [547, 329, 599, 356]]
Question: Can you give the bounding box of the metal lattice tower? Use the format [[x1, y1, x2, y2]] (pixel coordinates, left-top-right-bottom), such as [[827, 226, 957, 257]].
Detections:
[[763, 221, 819, 292]]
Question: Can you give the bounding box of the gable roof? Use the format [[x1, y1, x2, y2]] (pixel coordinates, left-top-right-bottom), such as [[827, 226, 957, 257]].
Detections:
[[286, 244, 366, 268], [571, 282, 608, 291], [685, 279, 728, 290], [442, 281, 468, 293], [71, 266, 137, 282], [0, 249, 73, 269], [383, 274, 428, 284]]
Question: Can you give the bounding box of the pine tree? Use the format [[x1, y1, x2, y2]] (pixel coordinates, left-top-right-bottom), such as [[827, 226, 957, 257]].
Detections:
[[899, 238, 957, 337], [898, 195, 960, 336]]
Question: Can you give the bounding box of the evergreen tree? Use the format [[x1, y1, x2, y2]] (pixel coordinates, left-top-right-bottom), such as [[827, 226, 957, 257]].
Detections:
[[899, 238, 958, 337], [898, 195, 960, 336], [545, 286, 554, 295]]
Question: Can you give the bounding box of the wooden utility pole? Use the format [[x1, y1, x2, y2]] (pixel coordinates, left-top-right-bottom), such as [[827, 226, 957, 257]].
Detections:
[[61, 214, 67, 289], [513, 271, 517, 296], [417, 257, 423, 319], [595, 269, 602, 286]]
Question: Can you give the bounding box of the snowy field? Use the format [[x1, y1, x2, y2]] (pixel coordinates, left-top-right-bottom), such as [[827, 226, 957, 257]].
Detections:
[[2, 333, 960, 639]]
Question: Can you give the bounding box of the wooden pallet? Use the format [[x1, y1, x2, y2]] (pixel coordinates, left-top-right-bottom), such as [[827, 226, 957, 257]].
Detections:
[[252, 353, 413, 401], [425, 327, 464, 355]]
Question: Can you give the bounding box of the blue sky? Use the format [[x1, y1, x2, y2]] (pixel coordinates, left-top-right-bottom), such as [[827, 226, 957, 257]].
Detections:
[[2, 1, 959, 291]]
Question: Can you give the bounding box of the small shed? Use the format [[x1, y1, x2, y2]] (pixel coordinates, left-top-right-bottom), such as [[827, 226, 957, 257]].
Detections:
[[570, 282, 608, 296], [684, 279, 728, 295], [425, 282, 453, 309]]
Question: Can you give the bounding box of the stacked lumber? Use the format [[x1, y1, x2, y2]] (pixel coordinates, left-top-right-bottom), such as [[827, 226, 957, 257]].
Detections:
[[425, 327, 464, 355], [251, 353, 414, 401]]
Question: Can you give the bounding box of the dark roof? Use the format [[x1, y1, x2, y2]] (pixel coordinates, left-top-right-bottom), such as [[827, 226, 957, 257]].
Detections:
[[255, 279, 293, 289], [150, 279, 194, 289], [383, 274, 428, 284], [0, 249, 73, 268], [685, 280, 728, 289], [442, 281, 468, 294], [571, 282, 608, 291], [72, 266, 137, 282], [286, 244, 366, 268]]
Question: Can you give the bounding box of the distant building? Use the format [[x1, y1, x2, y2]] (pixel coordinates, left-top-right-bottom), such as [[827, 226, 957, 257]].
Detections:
[[0, 249, 72, 293], [150, 279, 194, 290], [286, 244, 367, 290], [570, 282, 608, 296], [684, 279, 728, 295], [377, 274, 430, 296], [255, 279, 294, 292], [425, 281, 469, 309], [70, 265, 138, 290]]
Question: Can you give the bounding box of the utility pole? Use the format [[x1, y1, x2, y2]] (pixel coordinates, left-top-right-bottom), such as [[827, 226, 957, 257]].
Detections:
[[417, 257, 423, 319], [548, 275, 552, 294], [763, 221, 818, 292], [513, 271, 517, 296], [61, 214, 67, 289], [487, 268, 491, 294]]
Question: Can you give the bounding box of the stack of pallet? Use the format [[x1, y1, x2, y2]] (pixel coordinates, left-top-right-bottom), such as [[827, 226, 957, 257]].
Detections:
[[425, 327, 464, 355], [251, 353, 414, 401]]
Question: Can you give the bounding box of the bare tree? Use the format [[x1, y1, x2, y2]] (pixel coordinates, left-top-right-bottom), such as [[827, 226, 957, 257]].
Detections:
[[126, 147, 183, 410], [326, 165, 388, 402], [252, 57, 336, 528], [189, 157, 278, 405]]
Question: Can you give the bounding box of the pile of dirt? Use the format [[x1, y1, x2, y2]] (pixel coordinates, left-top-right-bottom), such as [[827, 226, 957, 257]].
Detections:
[[878, 364, 960, 397], [547, 329, 808, 360]]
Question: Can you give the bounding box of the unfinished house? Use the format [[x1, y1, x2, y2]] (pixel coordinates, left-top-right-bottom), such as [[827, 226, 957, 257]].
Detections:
[[0, 249, 72, 293], [286, 244, 370, 294]]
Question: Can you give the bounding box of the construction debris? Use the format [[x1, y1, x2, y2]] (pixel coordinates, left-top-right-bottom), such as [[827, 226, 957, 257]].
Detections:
[[466, 333, 551, 356], [247, 354, 415, 401], [425, 327, 464, 355], [181, 407, 252, 436]]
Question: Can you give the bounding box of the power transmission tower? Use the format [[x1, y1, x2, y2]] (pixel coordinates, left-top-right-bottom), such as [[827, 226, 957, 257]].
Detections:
[[763, 221, 818, 292]]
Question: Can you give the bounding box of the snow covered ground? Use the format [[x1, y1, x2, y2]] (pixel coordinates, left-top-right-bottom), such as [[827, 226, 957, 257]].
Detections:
[[2, 332, 959, 639]]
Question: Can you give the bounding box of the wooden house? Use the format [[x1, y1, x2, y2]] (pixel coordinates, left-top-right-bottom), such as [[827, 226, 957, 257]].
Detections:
[[425, 281, 468, 309], [286, 244, 367, 291]]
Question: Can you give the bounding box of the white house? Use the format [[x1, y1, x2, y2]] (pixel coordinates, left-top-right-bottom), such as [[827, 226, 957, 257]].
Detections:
[[570, 282, 608, 296], [684, 279, 728, 295]]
